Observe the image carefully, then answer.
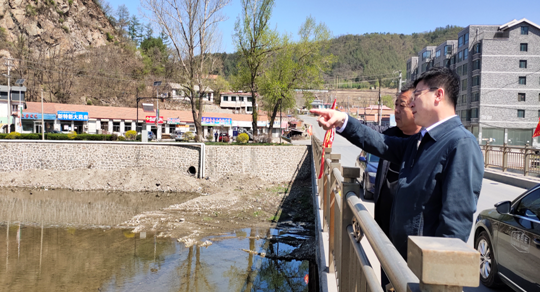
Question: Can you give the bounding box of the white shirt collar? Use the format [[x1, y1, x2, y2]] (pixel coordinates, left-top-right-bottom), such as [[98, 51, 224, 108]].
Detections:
[[420, 115, 457, 137]]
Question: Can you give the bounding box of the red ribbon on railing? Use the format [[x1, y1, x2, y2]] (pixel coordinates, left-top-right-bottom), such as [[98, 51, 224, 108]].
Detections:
[[318, 99, 337, 179]]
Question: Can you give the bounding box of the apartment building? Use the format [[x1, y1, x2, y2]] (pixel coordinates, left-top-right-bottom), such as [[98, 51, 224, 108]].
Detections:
[[406, 56, 418, 82], [407, 18, 540, 147], [220, 92, 256, 114]]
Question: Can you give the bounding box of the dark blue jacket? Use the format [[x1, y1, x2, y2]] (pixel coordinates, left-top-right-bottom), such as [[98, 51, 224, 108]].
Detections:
[[341, 116, 484, 259]]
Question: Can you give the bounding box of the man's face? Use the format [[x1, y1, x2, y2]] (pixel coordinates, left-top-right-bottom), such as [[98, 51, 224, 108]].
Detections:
[[394, 90, 415, 131], [410, 81, 438, 128]]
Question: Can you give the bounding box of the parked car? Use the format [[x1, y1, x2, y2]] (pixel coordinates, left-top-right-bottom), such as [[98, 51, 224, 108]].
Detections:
[[170, 131, 183, 141], [218, 133, 230, 143], [474, 184, 540, 291], [355, 150, 380, 200], [148, 131, 155, 140], [46, 130, 62, 134]]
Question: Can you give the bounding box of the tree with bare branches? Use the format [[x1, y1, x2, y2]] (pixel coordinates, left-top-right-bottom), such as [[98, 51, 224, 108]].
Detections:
[[141, 0, 230, 141]]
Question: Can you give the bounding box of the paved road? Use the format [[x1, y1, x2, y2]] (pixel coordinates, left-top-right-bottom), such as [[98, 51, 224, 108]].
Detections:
[[302, 115, 520, 291]]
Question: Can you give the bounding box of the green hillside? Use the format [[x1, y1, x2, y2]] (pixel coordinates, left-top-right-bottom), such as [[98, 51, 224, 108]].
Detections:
[[215, 25, 463, 86]]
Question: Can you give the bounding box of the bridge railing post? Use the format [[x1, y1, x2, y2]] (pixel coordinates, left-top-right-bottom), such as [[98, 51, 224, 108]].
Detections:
[[407, 236, 480, 292], [338, 166, 361, 292]]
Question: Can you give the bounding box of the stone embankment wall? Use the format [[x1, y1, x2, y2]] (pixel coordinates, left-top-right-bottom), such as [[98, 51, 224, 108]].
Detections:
[[0, 142, 200, 174], [205, 145, 311, 181], [0, 142, 311, 182]]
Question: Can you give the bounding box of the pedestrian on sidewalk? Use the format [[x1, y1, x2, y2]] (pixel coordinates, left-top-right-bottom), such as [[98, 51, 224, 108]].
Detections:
[[214, 130, 218, 142]]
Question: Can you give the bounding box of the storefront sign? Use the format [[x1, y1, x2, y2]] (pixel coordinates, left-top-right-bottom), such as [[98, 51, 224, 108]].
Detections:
[[146, 116, 164, 124], [167, 118, 181, 124], [201, 117, 232, 126], [22, 112, 56, 120], [57, 111, 89, 121]]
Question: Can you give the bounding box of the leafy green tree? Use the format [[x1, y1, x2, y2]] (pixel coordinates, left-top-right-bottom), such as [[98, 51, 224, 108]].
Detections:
[[382, 94, 394, 109], [128, 15, 142, 45], [233, 0, 279, 135], [259, 16, 333, 137], [144, 23, 153, 39], [208, 75, 230, 105]]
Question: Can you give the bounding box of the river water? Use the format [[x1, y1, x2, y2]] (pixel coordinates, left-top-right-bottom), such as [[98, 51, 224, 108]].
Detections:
[[0, 188, 313, 291]]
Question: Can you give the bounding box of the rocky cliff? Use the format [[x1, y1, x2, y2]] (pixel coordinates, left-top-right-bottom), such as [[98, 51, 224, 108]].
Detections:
[[0, 0, 116, 54]]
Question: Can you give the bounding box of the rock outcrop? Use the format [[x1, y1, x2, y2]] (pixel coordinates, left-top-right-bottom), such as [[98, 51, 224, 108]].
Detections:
[[0, 0, 116, 54]]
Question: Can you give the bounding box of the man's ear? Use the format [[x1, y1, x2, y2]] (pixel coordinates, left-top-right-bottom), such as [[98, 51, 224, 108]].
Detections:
[[434, 88, 444, 104]]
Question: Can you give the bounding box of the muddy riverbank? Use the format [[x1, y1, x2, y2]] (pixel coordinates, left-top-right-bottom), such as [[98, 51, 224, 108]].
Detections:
[[0, 167, 315, 248]]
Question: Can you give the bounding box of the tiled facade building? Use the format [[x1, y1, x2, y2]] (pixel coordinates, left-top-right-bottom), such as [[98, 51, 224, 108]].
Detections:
[[406, 18, 540, 147]]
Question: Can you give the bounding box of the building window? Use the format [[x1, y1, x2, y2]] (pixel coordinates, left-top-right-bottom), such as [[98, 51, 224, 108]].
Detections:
[[519, 76, 526, 85], [517, 110, 525, 118], [445, 45, 452, 55], [247, 97, 253, 102], [231, 96, 236, 102], [247, 107, 253, 112], [472, 92, 480, 102], [462, 63, 468, 76], [472, 75, 480, 86], [463, 49, 468, 60], [113, 122, 120, 132], [520, 43, 528, 52], [521, 26, 529, 35], [458, 35, 464, 47], [436, 50, 441, 58], [461, 94, 467, 103], [474, 43, 482, 54], [457, 51, 463, 62], [538, 110, 540, 118], [223, 96, 228, 101], [125, 123, 132, 131], [464, 33, 469, 45], [518, 93, 526, 102], [462, 79, 468, 91], [422, 51, 431, 60], [421, 63, 428, 72], [473, 59, 481, 70], [457, 65, 462, 76], [239, 96, 244, 102], [100, 122, 108, 131], [471, 108, 479, 119], [519, 60, 527, 68]]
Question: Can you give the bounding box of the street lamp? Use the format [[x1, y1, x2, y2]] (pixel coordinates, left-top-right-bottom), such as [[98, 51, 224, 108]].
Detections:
[[15, 79, 25, 133]]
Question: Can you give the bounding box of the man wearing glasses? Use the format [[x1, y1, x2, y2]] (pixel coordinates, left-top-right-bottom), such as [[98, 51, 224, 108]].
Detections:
[[310, 67, 484, 261]]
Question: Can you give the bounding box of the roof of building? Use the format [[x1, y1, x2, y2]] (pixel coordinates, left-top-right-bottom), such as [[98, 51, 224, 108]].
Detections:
[[499, 18, 540, 31], [167, 83, 213, 93], [220, 92, 254, 97], [23, 102, 271, 123]]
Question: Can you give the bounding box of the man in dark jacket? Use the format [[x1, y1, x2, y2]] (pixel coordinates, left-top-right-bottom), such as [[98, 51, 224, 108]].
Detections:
[[311, 67, 484, 261], [373, 83, 421, 288]]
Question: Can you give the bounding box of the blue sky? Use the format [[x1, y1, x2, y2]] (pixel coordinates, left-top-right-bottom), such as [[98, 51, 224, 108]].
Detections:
[[109, 0, 540, 53]]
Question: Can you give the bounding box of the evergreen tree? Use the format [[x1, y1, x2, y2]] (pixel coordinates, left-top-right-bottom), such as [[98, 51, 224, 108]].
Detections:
[[128, 15, 142, 45]]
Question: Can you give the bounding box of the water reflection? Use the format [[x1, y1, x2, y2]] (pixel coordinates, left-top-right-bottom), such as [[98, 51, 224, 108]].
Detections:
[[0, 188, 198, 227], [0, 225, 310, 292]]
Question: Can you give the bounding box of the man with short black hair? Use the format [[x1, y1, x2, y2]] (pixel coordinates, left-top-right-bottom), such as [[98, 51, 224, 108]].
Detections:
[[311, 67, 484, 260]]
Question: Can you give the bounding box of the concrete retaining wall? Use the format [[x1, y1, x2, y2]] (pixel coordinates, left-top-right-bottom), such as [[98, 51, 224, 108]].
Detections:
[[0, 142, 311, 182], [205, 145, 311, 181]]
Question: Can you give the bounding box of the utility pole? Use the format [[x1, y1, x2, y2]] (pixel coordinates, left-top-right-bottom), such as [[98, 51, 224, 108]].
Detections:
[[378, 77, 382, 126], [397, 70, 403, 93], [3, 58, 13, 133], [41, 88, 44, 140]]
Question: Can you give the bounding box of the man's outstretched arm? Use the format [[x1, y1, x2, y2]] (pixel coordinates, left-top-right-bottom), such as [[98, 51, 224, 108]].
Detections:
[[310, 109, 408, 164]]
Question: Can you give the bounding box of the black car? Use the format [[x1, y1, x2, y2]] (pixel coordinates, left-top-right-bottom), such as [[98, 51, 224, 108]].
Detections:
[[474, 184, 540, 291], [355, 150, 380, 200]]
